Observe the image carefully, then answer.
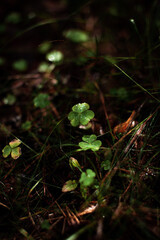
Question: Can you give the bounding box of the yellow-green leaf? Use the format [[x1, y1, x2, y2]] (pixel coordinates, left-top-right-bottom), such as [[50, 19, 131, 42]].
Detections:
[[11, 147, 21, 159], [9, 139, 21, 148]]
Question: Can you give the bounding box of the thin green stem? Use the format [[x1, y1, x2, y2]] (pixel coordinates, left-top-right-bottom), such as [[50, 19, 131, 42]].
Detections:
[[113, 64, 160, 103]]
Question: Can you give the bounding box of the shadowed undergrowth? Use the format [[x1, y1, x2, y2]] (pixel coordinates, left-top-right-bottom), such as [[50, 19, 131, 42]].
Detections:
[[0, 0, 160, 239]]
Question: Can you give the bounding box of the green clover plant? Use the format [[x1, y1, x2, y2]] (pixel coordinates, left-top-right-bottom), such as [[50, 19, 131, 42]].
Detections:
[[79, 134, 102, 151], [2, 139, 21, 159], [68, 103, 94, 127], [62, 103, 103, 199], [33, 93, 50, 108]]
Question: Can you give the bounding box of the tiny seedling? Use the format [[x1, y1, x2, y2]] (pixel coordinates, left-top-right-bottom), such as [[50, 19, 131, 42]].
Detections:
[[68, 103, 94, 127], [79, 134, 102, 151], [2, 139, 21, 159]]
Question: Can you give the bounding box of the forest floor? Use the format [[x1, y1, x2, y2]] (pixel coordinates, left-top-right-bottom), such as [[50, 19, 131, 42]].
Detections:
[[0, 0, 160, 239]]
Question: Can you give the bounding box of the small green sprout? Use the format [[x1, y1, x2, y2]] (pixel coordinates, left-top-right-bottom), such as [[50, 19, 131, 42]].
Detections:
[[79, 134, 102, 151], [2, 139, 21, 159], [68, 103, 94, 127], [62, 180, 78, 192], [33, 93, 50, 108], [79, 169, 96, 187], [69, 157, 82, 171]]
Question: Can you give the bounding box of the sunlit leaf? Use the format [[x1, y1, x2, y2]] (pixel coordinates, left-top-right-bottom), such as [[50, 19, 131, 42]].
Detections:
[[68, 103, 94, 127], [11, 147, 21, 159], [62, 180, 78, 192], [80, 110, 94, 125], [9, 139, 21, 148], [2, 145, 11, 158], [82, 134, 97, 143], [46, 50, 63, 63], [72, 103, 89, 113], [68, 111, 79, 127], [79, 134, 102, 151]]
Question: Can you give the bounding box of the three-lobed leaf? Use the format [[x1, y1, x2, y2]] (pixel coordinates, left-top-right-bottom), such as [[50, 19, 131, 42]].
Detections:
[[2, 139, 22, 159], [79, 134, 102, 151], [68, 103, 94, 127], [9, 139, 21, 148]]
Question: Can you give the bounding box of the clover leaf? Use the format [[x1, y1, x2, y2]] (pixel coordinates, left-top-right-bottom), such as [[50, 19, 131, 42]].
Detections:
[[79, 134, 102, 151], [33, 93, 50, 108], [68, 103, 94, 127], [2, 145, 11, 158], [79, 169, 96, 187], [2, 139, 21, 159]]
